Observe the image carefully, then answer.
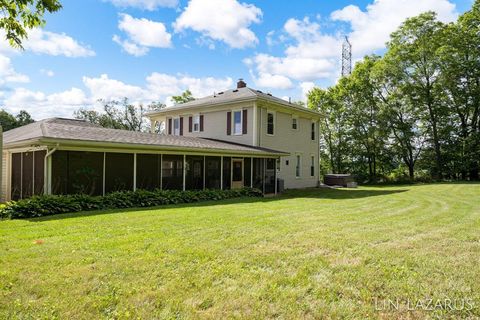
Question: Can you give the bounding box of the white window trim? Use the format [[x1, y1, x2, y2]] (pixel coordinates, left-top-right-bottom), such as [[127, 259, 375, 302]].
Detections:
[[173, 117, 181, 136], [292, 116, 299, 131], [266, 110, 275, 136], [295, 153, 302, 179], [232, 109, 243, 136], [193, 114, 200, 133]]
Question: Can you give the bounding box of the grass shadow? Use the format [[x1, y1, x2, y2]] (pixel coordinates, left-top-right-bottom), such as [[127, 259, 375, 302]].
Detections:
[[21, 187, 410, 223]]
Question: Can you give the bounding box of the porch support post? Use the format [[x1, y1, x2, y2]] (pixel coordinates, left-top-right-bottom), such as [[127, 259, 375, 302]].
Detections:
[[250, 157, 253, 188], [220, 156, 223, 190], [102, 152, 106, 196], [182, 154, 186, 191], [203, 155, 206, 190], [262, 158, 266, 194], [159, 154, 163, 190], [133, 153, 137, 191], [274, 158, 278, 195]]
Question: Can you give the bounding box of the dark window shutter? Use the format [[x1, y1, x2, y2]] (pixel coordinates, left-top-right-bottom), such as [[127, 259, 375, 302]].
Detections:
[[180, 117, 184, 136], [188, 116, 192, 132], [200, 115, 204, 132], [242, 109, 247, 134], [226, 112, 231, 135], [168, 118, 172, 135]]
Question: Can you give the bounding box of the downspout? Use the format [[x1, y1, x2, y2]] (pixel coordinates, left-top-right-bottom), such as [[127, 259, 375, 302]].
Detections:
[[44, 146, 58, 195]]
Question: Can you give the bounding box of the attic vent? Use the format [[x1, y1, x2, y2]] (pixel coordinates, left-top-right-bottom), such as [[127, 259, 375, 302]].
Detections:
[[267, 93, 272, 96], [233, 89, 238, 92], [218, 91, 224, 95], [256, 90, 263, 93]]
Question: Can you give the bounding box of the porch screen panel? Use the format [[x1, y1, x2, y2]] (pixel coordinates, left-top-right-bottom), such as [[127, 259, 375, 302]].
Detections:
[[162, 155, 183, 190], [222, 157, 231, 190], [21, 152, 34, 198], [205, 156, 221, 189], [52, 151, 68, 194], [186, 156, 204, 190], [11, 153, 22, 200], [265, 158, 276, 194], [252, 158, 264, 191], [105, 153, 134, 193], [136, 154, 161, 190], [244, 157, 251, 187], [33, 150, 46, 195], [67, 151, 104, 195]]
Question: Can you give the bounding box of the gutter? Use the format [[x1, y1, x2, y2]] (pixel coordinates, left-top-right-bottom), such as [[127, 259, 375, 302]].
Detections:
[[44, 146, 57, 195]]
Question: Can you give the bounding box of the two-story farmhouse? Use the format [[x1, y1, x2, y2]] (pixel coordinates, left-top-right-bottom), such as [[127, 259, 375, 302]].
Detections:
[[0, 80, 320, 202], [147, 80, 321, 190]]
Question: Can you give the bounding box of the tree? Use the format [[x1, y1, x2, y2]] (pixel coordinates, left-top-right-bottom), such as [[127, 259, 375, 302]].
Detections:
[[372, 58, 426, 180], [0, 0, 62, 49], [74, 99, 165, 132], [437, 1, 480, 180], [171, 90, 195, 105], [0, 109, 34, 131], [387, 12, 446, 179]]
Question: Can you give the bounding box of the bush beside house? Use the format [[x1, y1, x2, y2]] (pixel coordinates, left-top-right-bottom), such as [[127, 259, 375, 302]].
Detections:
[[0, 188, 263, 219]]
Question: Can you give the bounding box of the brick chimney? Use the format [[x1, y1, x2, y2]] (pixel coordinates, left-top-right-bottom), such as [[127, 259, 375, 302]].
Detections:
[[237, 78, 247, 89]]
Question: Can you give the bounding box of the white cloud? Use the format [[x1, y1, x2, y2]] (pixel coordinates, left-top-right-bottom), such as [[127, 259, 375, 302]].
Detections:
[[105, 0, 178, 10], [331, 0, 458, 56], [114, 14, 172, 56], [0, 55, 29, 84], [4, 87, 90, 119], [174, 0, 262, 49], [2, 73, 233, 119], [83, 74, 150, 102], [146, 73, 233, 98], [40, 69, 55, 77], [24, 29, 95, 57], [300, 81, 315, 102], [247, 0, 458, 90]]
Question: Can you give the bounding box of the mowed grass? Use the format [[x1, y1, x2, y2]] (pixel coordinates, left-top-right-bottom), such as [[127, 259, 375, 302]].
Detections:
[[1, 184, 479, 319]]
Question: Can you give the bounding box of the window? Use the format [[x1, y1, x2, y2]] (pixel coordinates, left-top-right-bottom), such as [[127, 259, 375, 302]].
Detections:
[[311, 156, 315, 177], [233, 110, 242, 135], [173, 118, 180, 136], [193, 115, 200, 132], [295, 155, 301, 178], [267, 112, 274, 135], [292, 117, 298, 130], [311, 122, 316, 140]]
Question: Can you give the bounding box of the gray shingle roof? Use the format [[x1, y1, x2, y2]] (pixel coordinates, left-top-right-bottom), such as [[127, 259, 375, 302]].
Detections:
[[3, 118, 287, 156], [147, 86, 320, 116]]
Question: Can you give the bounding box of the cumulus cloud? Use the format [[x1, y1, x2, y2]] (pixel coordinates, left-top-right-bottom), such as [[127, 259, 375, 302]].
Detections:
[[105, 0, 178, 10], [174, 0, 262, 49], [246, 0, 458, 90], [331, 0, 458, 55], [83, 74, 151, 102], [40, 69, 55, 77], [23, 29, 95, 57], [4, 87, 90, 119], [0, 55, 29, 84], [113, 14, 172, 56]]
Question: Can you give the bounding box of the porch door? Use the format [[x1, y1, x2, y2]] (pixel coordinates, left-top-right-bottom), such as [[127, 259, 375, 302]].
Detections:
[[231, 158, 244, 189]]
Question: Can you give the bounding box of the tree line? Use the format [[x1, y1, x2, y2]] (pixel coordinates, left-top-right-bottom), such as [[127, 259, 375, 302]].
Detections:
[[308, 2, 480, 182]]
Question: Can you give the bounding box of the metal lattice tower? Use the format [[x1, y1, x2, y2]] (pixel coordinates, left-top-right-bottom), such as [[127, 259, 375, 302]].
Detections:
[[341, 36, 352, 77]]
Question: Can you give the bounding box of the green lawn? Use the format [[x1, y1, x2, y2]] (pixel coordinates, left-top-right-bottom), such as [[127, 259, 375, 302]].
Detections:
[[1, 184, 479, 319]]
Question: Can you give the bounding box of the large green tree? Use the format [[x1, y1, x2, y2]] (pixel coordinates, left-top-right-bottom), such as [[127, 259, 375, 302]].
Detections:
[[438, 1, 480, 179], [0, 0, 62, 49], [0, 109, 34, 131], [387, 12, 447, 179]]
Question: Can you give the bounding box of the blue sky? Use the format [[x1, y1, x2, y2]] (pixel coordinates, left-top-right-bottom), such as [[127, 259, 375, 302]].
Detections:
[[0, 0, 473, 119]]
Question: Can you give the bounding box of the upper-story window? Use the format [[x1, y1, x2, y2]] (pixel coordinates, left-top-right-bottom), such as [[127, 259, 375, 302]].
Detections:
[[292, 117, 298, 130], [267, 112, 275, 135], [233, 110, 242, 135], [193, 115, 200, 132], [311, 122, 316, 140], [173, 118, 180, 136]]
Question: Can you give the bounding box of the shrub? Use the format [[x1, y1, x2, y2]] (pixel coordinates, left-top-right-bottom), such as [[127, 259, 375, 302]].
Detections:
[[0, 188, 263, 219]]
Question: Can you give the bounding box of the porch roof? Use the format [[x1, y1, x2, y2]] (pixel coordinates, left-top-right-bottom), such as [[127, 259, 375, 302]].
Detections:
[[2, 118, 288, 157]]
